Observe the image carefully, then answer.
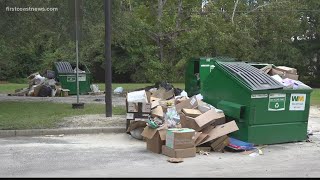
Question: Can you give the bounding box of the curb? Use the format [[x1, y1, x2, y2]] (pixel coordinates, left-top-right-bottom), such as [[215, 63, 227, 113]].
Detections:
[[0, 127, 126, 138]]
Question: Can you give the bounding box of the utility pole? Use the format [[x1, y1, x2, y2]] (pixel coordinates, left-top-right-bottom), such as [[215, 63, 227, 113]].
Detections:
[[72, 0, 84, 109], [104, 0, 112, 117]]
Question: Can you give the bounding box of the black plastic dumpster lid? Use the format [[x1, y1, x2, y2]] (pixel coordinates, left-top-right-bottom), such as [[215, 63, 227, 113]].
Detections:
[[54, 62, 74, 74], [217, 62, 284, 91]]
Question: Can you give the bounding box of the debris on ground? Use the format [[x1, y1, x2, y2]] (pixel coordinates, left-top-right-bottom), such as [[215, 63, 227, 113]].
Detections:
[[8, 63, 101, 96], [113, 87, 124, 94], [167, 158, 184, 163], [89, 84, 103, 95]]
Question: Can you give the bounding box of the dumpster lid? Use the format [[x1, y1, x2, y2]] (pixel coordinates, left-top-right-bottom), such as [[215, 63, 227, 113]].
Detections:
[[217, 62, 284, 91], [54, 62, 74, 74]]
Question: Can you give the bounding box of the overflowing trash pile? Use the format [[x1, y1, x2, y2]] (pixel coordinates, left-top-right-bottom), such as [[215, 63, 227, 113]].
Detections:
[[261, 65, 311, 90], [8, 71, 63, 97], [8, 70, 100, 97], [126, 82, 243, 159]]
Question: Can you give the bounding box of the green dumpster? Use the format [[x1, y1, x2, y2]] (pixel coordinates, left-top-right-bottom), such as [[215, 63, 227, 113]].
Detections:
[[197, 60, 312, 145], [185, 57, 236, 96], [53, 61, 92, 95]]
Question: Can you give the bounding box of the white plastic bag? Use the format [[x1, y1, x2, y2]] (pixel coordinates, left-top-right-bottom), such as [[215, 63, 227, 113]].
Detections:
[[180, 90, 188, 97], [114, 87, 124, 94], [90, 84, 100, 92]]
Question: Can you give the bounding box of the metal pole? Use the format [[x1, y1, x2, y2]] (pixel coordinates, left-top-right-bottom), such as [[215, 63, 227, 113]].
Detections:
[[104, 0, 112, 117], [75, 0, 80, 104]]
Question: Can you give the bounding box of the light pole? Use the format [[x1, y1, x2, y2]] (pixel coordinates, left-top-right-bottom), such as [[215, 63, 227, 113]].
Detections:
[[72, 0, 84, 109], [104, 0, 112, 117]]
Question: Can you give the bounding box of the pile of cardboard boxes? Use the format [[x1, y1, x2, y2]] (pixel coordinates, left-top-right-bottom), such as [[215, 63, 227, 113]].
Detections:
[[260, 65, 299, 80], [126, 88, 239, 158]]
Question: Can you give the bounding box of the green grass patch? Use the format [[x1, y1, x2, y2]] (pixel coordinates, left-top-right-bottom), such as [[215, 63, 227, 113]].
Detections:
[[0, 102, 126, 130], [311, 88, 320, 106], [0, 83, 28, 94]]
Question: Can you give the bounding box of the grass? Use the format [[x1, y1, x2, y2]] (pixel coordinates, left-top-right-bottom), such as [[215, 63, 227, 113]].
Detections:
[[0, 102, 126, 130], [311, 88, 320, 106], [0, 83, 29, 94]]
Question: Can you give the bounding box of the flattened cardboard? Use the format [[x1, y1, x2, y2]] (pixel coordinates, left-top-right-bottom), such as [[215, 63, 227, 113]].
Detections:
[[151, 106, 164, 118], [199, 121, 239, 145], [182, 108, 202, 118], [166, 128, 196, 149], [175, 96, 198, 113], [162, 145, 196, 158]]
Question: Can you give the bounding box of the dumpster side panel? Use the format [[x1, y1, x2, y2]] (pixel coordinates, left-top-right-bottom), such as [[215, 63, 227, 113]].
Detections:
[[248, 122, 308, 145], [249, 90, 312, 125]]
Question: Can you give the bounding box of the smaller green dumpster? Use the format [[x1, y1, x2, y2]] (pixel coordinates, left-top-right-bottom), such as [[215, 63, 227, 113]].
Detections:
[[53, 61, 92, 95]]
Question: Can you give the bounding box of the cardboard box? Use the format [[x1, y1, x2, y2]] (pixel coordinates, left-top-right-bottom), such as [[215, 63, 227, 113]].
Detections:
[[181, 109, 225, 132], [61, 89, 70, 97], [141, 126, 167, 154], [166, 128, 196, 149], [127, 90, 148, 103], [270, 68, 299, 80], [151, 106, 164, 118], [175, 96, 199, 113], [198, 121, 239, 145], [162, 145, 196, 158], [127, 102, 151, 113], [210, 135, 229, 152], [276, 66, 297, 74], [150, 97, 161, 109], [182, 108, 202, 118]]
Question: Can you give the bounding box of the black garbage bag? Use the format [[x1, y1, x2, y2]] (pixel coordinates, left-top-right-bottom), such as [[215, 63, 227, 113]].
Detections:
[[158, 81, 174, 91], [38, 85, 52, 97], [174, 88, 183, 96]]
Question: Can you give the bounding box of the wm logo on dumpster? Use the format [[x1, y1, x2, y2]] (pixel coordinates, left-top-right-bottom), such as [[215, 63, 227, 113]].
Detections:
[[289, 94, 306, 111], [291, 95, 305, 102]]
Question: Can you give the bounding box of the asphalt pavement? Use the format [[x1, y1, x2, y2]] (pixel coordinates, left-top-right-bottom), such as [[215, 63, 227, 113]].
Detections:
[[1, 133, 320, 178]]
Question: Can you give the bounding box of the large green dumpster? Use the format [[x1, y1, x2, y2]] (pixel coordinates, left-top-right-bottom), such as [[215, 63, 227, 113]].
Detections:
[[198, 60, 312, 145], [185, 57, 236, 96], [53, 61, 92, 95]]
